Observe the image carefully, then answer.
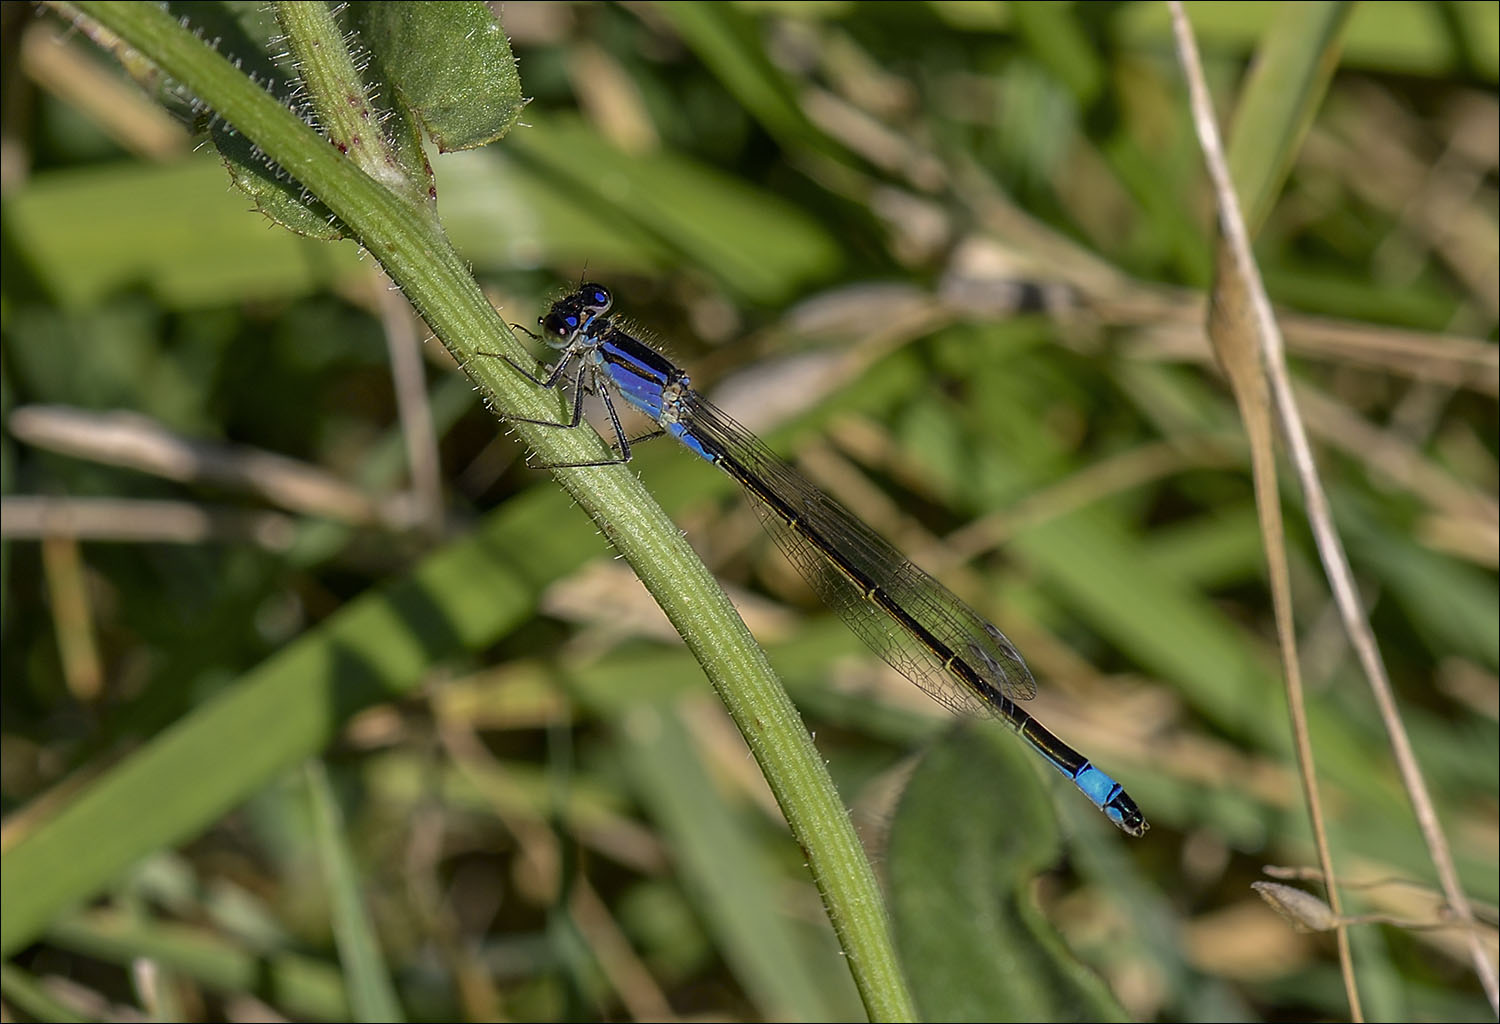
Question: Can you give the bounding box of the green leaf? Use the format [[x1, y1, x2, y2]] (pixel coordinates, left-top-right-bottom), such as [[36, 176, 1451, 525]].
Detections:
[[508, 116, 841, 303], [1227, 2, 1356, 235], [305, 761, 404, 1022], [650, 1, 826, 157], [1009, 1, 1105, 105], [214, 121, 349, 239], [1337, 491, 1500, 671], [3, 157, 365, 307], [1117, 1, 1498, 80], [346, 1, 524, 153], [162, 2, 350, 239], [888, 726, 1129, 1022], [1013, 505, 1272, 741]]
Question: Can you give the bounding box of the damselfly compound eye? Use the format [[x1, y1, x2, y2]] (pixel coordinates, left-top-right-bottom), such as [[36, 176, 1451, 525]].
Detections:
[[579, 283, 612, 313], [541, 311, 578, 339]]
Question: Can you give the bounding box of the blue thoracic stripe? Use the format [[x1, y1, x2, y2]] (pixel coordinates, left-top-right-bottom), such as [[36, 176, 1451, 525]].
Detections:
[[515, 283, 1148, 838], [599, 332, 674, 421]]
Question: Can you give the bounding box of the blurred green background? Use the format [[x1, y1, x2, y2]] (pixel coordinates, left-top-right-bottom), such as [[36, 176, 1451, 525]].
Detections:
[[1, 1, 1496, 1021]]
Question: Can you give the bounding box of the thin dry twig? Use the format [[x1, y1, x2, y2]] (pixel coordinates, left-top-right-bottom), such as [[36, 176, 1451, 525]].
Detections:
[[7, 404, 397, 526], [1168, 3, 1500, 1015], [1114, 308, 1499, 397], [40, 532, 103, 702], [20, 20, 188, 163], [374, 270, 446, 537], [1, 495, 297, 549]]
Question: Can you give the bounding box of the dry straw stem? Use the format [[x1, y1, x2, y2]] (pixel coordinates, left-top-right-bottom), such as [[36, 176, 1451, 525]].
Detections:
[[1171, 5, 1358, 1015], [1265, 864, 1500, 930], [1168, 3, 1499, 1017], [1250, 881, 1473, 935], [371, 270, 446, 537], [7, 404, 392, 526], [0, 496, 297, 550]]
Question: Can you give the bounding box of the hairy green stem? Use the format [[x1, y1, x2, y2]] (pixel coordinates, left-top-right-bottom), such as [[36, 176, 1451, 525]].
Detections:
[[50, 3, 916, 1018]]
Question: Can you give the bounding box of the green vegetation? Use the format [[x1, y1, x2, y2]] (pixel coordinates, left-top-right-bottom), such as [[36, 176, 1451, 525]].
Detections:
[[2, 2, 1495, 1021]]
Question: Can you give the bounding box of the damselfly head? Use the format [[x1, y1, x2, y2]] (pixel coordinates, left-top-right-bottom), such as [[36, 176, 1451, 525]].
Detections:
[[541, 284, 613, 341]]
